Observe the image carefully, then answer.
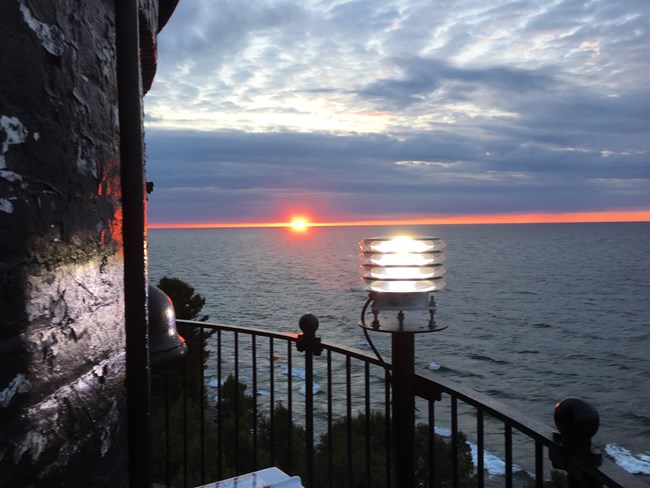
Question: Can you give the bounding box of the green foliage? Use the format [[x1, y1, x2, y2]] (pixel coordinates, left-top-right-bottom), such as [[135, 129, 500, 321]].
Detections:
[[313, 410, 389, 487], [153, 369, 476, 488], [157, 276, 209, 322], [257, 402, 306, 480], [212, 376, 259, 479], [151, 385, 219, 487], [415, 423, 475, 488], [313, 410, 475, 487]]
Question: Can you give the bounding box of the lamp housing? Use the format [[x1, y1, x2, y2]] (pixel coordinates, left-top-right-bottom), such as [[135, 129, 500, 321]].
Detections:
[[148, 285, 187, 365]]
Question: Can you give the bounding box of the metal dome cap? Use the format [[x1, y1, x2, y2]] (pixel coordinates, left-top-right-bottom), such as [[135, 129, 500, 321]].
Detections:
[[148, 285, 187, 365]]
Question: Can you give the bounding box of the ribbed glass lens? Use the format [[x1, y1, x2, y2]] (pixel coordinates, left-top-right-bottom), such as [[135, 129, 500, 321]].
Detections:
[[360, 236, 445, 253], [362, 265, 446, 280], [363, 279, 447, 293], [359, 236, 447, 293], [361, 252, 445, 267]]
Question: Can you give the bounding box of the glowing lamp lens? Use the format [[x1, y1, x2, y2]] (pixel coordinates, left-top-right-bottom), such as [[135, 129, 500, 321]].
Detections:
[[365, 279, 447, 293], [362, 266, 446, 280], [361, 252, 446, 267], [360, 236, 446, 254], [359, 236, 446, 293]]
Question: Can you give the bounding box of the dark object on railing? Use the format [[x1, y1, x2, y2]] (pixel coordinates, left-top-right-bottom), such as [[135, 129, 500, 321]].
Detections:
[[296, 313, 323, 356], [551, 398, 603, 487], [149, 285, 187, 365]]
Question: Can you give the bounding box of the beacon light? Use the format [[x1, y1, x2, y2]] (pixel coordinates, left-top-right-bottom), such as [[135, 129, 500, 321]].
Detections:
[[359, 236, 446, 294], [357, 235, 449, 486], [358, 236, 448, 333]]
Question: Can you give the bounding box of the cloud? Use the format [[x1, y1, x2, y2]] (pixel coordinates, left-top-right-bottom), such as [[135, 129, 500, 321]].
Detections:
[[357, 56, 553, 109], [144, 0, 650, 223], [145, 127, 649, 223]]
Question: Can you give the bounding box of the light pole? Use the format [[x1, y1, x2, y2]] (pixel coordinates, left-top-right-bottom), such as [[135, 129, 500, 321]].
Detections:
[[358, 236, 447, 488]]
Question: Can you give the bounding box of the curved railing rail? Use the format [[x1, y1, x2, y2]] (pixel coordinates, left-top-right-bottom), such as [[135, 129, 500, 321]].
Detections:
[[151, 319, 646, 488]]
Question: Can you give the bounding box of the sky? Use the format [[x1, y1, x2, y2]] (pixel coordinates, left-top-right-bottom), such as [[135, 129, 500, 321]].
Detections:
[[144, 0, 650, 226]]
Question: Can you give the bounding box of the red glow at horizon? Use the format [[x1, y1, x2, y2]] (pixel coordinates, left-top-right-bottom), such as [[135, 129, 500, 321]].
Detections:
[[148, 210, 650, 230]]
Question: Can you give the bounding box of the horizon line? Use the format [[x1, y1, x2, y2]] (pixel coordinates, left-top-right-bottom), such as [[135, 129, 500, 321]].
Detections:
[[148, 209, 650, 229]]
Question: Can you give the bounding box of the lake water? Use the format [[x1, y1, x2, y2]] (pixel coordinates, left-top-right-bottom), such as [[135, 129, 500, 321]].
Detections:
[[149, 222, 650, 477]]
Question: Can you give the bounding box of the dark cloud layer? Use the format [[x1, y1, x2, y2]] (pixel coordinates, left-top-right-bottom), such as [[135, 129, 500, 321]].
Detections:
[[144, 0, 649, 224]]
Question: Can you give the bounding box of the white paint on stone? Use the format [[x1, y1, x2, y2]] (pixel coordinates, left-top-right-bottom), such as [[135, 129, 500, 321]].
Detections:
[[33, 132, 40, 141], [0, 198, 14, 213], [24, 258, 125, 354], [13, 430, 48, 463], [18, 0, 65, 56], [100, 400, 119, 456], [76, 140, 98, 177], [1, 114, 28, 170], [0, 170, 23, 182], [0, 374, 32, 408]]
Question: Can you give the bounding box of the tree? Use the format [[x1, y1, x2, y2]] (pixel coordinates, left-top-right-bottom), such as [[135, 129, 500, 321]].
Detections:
[[313, 410, 475, 488], [157, 276, 209, 321]]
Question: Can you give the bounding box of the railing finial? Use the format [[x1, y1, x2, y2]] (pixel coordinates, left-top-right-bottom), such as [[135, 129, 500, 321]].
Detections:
[[297, 313, 323, 355], [550, 398, 603, 487]]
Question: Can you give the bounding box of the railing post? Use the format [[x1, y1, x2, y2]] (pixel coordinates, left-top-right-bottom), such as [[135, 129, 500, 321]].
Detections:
[[391, 332, 416, 488], [549, 398, 603, 488], [296, 313, 323, 488]]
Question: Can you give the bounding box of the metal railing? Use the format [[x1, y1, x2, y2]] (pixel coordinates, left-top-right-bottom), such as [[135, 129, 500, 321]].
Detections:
[[151, 318, 645, 488]]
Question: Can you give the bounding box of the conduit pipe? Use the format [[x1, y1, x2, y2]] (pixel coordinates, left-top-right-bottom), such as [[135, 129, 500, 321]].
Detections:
[[115, 1, 151, 486]]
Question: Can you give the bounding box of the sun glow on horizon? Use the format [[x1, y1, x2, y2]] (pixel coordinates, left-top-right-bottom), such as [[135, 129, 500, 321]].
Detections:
[[147, 210, 650, 230], [289, 217, 310, 232]]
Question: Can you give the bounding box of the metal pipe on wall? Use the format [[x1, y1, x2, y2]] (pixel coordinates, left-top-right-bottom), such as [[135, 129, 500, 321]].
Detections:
[[115, 0, 151, 486]]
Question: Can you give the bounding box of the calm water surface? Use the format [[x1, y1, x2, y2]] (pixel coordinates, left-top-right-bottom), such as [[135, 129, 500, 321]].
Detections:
[[149, 222, 650, 474]]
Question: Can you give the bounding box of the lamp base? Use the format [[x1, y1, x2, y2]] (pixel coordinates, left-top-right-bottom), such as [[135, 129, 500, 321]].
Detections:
[[358, 312, 447, 334]]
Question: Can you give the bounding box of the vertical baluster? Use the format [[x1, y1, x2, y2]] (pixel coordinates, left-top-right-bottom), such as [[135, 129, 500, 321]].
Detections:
[[451, 396, 458, 488], [477, 409, 484, 487], [234, 331, 240, 473], [384, 367, 391, 487], [252, 334, 258, 469], [182, 346, 188, 488], [270, 338, 275, 466], [505, 423, 513, 488], [428, 399, 435, 488], [346, 355, 353, 487], [305, 345, 314, 488], [199, 326, 205, 485], [164, 365, 170, 488], [217, 330, 223, 479], [365, 362, 371, 487], [296, 314, 322, 488], [535, 439, 544, 488], [287, 341, 293, 473], [327, 350, 333, 488]]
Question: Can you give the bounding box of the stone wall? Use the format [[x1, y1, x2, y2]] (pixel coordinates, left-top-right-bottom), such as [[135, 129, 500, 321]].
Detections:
[[0, 0, 169, 485]]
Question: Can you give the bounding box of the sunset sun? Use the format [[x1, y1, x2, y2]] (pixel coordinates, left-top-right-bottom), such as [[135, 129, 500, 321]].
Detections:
[[289, 217, 310, 232]]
